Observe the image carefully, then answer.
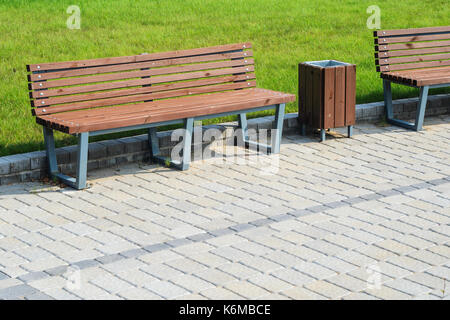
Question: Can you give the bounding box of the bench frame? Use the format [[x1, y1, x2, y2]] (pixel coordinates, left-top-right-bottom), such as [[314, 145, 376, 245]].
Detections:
[[383, 80, 449, 131], [42, 104, 285, 189], [374, 26, 450, 131]]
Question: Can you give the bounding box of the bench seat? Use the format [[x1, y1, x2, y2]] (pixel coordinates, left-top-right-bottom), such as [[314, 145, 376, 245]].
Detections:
[[381, 67, 450, 86], [37, 88, 295, 134]]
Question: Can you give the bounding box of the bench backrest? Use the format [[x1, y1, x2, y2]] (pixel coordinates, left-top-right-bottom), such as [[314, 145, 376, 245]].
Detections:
[[27, 43, 255, 117], [374, 26, 450, 73]]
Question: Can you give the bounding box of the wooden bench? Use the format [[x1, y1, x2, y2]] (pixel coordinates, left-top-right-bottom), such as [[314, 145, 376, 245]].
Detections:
[[27, 43, 295, 189], [374, 26, 450, 131]]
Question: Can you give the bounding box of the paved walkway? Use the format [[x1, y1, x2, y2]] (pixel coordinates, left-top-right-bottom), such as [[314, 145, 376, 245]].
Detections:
[[1, 116, 450, 300]]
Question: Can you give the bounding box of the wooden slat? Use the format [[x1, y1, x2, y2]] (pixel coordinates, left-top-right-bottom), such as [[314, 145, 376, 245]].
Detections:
[[323, 68, 335, 129], [374, 26, 450, 37], [417, 76, 450, 86], [344, 65, 356, 126], [334, 66, 345, 127], [312, 67, 322, 129], [375, 33, 450, 44], [31, 59, 254, 90], [305, 66, 313, 127], [28, 51, 253, 81], [31, 66, 255, 97], [379, 59, 450, 72], [377, 40, 450, 51], [375, 46, 450, 58], [31, 73, 254, 102], [377, 53, 450, 66], [33, 81, 257, 115], [27, 42, 252, 72]]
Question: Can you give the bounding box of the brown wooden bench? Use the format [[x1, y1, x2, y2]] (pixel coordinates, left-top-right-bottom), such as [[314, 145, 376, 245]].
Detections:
[[374, 26, 450, 131], [27, 43, 295, 189]]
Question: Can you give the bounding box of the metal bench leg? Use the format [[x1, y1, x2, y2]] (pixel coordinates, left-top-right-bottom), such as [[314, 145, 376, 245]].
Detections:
[[43, 127, 58, 176], [148, 118, 193, 171], [238, 113, 249, 142], [384, 79, 429, 131], [383, 79, 394, 121], [414, 86, 429, 131], [272, 103, 285, 154], [148, 127, 160, 158], [348, 125, 353, 137], [75, 132, 89, 190], [43, 127, 89, 190], [238, 113, 271, 154], [181, 117, 194, 170]]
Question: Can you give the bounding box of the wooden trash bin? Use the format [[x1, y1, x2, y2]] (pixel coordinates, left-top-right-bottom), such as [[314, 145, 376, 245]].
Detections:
[[298, 60, 356, 141]]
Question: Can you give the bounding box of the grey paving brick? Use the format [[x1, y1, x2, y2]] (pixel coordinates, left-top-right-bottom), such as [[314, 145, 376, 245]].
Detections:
[[307, 205, 329, 213], [119, 248, 147, 259], [73, 259, 101, 270], [0, 284, 37, 299], [145, 280, 189, 299], [208, 228, 234, 237], [45, 265, 68, 277], [343, 197, 367, 205], [25, 291, 54, 300], [377, 189, 401, 197], [250, 218, 272, 227], [95, 254, 124, 265], [165, 238, 193, 248], [324, 201, 348, 209], [18, 271, 48, 283], [394, 186, 418, 194], [429, 178, 448, 186], [288, 209, 314, 217], [229, 223, 255, 232], [187, 233, 215, 242], [143, 243, 171, 253], [0, 272, 9, 280], [270, 214, 291, 222], [385, 278, 432, 297]]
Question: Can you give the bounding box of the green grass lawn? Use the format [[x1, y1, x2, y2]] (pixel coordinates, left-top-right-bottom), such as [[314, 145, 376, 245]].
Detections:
[[0, 0, 449, 157]]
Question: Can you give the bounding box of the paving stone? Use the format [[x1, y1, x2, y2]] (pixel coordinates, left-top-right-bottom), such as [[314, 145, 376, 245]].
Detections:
[[0, 272, 9, 280], [2, 116, 450, 300], [143, 243, 171, 253], [406, 272, 448, 290], [90, 274, 135, 294], [18, 271, 48, 283], [224, 281, 269, 299], [25, 291, 54, 300], [384, 278, 432, 296], [187, 233, 215, 242], [145, 280, 189, 299], [271, 268, 315, 286], [95, 254, 124, 265], [0, 284, 37, 299], [305, 280, 350, 299], [364, 286, 412, 300]]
